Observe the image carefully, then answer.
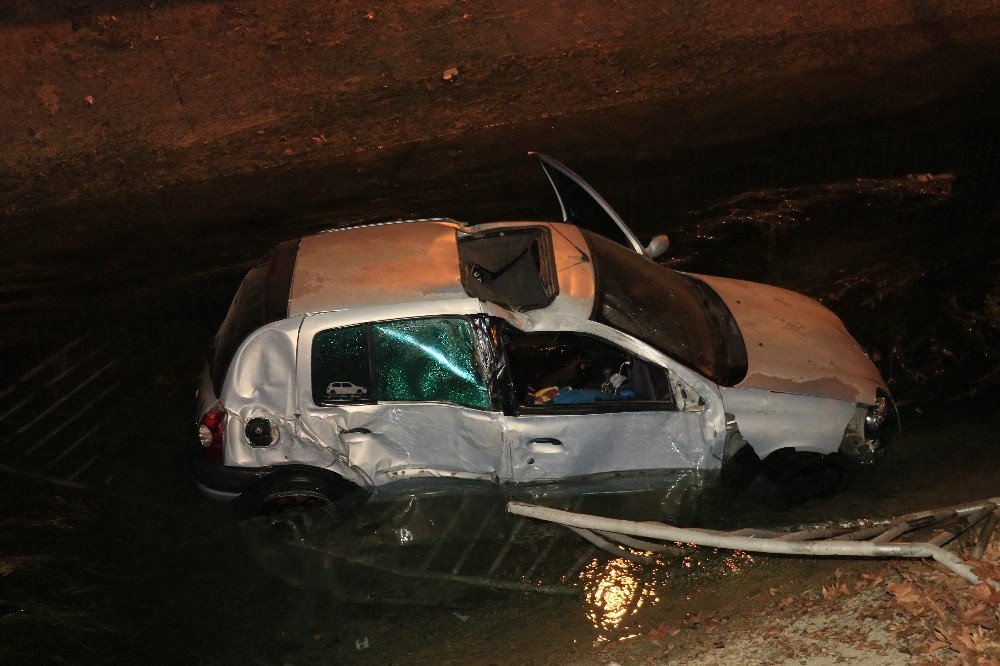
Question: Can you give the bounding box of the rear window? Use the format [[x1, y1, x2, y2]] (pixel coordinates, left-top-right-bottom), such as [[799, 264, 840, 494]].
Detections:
[[210, 239, 299, 394]]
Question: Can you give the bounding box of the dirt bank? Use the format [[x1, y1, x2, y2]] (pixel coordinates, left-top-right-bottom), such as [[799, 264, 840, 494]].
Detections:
[[3, 0, 1000, 217]]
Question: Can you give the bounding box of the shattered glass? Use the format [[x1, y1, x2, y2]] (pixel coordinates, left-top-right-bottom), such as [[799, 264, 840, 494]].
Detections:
[[372, 318, 490, 410]]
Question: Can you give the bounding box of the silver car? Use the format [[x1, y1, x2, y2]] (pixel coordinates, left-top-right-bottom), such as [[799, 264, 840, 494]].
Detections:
[[193, 155, 897, 506]]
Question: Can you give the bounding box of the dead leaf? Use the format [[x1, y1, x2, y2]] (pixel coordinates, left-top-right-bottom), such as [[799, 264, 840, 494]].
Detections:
[[970, 582, 1000, 605], [888, 582, 922, 605], [923, 640, 949, 654], [647, 621, 671, 639], [960, 602, 988, 624]]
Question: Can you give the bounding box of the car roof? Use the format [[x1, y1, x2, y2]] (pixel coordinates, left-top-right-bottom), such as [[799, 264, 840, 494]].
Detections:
[[287, 219, 595, 319]]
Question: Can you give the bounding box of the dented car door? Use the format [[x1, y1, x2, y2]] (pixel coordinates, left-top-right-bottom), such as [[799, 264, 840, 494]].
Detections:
[[296, 313, 506, 486]]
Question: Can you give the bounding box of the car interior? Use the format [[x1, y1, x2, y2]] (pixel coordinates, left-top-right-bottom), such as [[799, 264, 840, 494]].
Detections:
[[501, 328, 675, 412]]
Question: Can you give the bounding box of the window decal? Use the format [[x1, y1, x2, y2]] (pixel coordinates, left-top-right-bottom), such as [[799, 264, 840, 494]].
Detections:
[[311, 325, 372, 404]]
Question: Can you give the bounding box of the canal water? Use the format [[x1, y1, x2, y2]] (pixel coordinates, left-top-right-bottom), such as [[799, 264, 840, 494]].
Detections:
[[1, 89, 998, 663]]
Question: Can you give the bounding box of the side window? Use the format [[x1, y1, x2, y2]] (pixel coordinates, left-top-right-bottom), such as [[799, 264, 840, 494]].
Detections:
[[310, 318, 491, 410], [372, 318, 490, 410], [503, 329, 675, 412], [311, 325, 372, 404]]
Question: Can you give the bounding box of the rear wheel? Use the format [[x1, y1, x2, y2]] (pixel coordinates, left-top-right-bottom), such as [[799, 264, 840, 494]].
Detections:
[[720, 443, 761, 487], [238, 468, 365, 588], [240, 466, 365, 515]]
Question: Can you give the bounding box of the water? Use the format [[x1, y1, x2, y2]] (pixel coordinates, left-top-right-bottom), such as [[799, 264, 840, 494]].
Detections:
[[1, 89, 999, 663]]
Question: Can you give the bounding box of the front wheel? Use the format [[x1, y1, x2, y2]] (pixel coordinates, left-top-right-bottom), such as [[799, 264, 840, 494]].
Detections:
[[750, 449, 845, 508]]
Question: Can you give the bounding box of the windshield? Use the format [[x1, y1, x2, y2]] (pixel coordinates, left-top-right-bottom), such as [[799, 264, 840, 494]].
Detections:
[[583, 231, 747, 386]]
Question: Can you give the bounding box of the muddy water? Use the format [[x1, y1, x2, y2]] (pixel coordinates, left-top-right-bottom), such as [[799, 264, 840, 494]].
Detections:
[[1, 90, 999, 663]]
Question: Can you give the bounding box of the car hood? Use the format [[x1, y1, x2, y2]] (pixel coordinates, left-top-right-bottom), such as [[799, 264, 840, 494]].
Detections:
[[693, 274, 886, 404]]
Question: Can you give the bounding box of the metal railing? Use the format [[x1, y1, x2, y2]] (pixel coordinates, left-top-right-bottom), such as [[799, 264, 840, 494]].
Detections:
[[508, 497, 1000, 589]]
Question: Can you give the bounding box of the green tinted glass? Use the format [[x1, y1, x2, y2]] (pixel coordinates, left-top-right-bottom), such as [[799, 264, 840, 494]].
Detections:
[[311, 325, 372, 404], [372, 318, 490, 410]]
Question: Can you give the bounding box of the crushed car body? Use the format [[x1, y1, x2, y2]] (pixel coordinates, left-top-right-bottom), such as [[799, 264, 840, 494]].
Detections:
[[194, 155, 898, 504]]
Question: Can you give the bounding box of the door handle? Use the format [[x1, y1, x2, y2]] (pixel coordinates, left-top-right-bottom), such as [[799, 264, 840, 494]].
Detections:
[[344, 427, 372, 434], [527, 437, 563, 454]]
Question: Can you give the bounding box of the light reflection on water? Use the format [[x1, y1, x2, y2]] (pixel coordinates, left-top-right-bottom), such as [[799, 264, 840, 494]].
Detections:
[[240, 473, 735, 607], [576, 547, 757, 641], [239, 471, 778, 635], [581, 557, 647, 638], [237, 467, 774, 649]]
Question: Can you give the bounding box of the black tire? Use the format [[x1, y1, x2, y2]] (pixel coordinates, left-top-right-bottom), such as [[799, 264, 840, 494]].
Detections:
[[237, 470, 365, 589], [239, 465, 366, 515], [720, 444, 762, 487], [750, 449, 845, 508]]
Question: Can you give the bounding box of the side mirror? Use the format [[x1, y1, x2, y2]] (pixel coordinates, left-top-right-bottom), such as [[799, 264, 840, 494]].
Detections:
[[644, 234, 670, 259]]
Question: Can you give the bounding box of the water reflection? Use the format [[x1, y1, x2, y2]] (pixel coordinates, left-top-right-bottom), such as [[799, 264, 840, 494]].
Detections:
[[581, 557, 647, 638], [236, 470, 779, 647], [239, 472, 721, 603], [576, 546, 757, 641]]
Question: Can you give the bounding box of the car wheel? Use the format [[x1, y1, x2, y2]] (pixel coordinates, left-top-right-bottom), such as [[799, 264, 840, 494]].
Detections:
[[237, 469, 365, 590], [240, 466, 366, 516], [720, 444, 761, 487], [750, 449, 844, 508]]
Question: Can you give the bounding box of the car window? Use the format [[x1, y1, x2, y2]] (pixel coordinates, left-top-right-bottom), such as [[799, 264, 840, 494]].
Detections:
[[457, 226, 558, 309], [372, 318, 490, 410], [311, 324, 372, 404], [503, 328, 674, 413], [310, 318, 491, 410]]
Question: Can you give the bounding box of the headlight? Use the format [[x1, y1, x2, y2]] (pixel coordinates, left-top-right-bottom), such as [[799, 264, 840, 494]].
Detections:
[[864, 394, 889, 435]]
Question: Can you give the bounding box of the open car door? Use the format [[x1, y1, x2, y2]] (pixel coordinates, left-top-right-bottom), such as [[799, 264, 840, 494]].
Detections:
[[536, 153, 652, 256]]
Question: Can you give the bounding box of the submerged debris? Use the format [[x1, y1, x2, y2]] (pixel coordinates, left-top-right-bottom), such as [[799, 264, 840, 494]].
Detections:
[[510, 499, 1000, 589]]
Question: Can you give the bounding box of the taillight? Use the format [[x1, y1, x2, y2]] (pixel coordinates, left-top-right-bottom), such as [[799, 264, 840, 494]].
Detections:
[[198, 403, 226, 464]]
